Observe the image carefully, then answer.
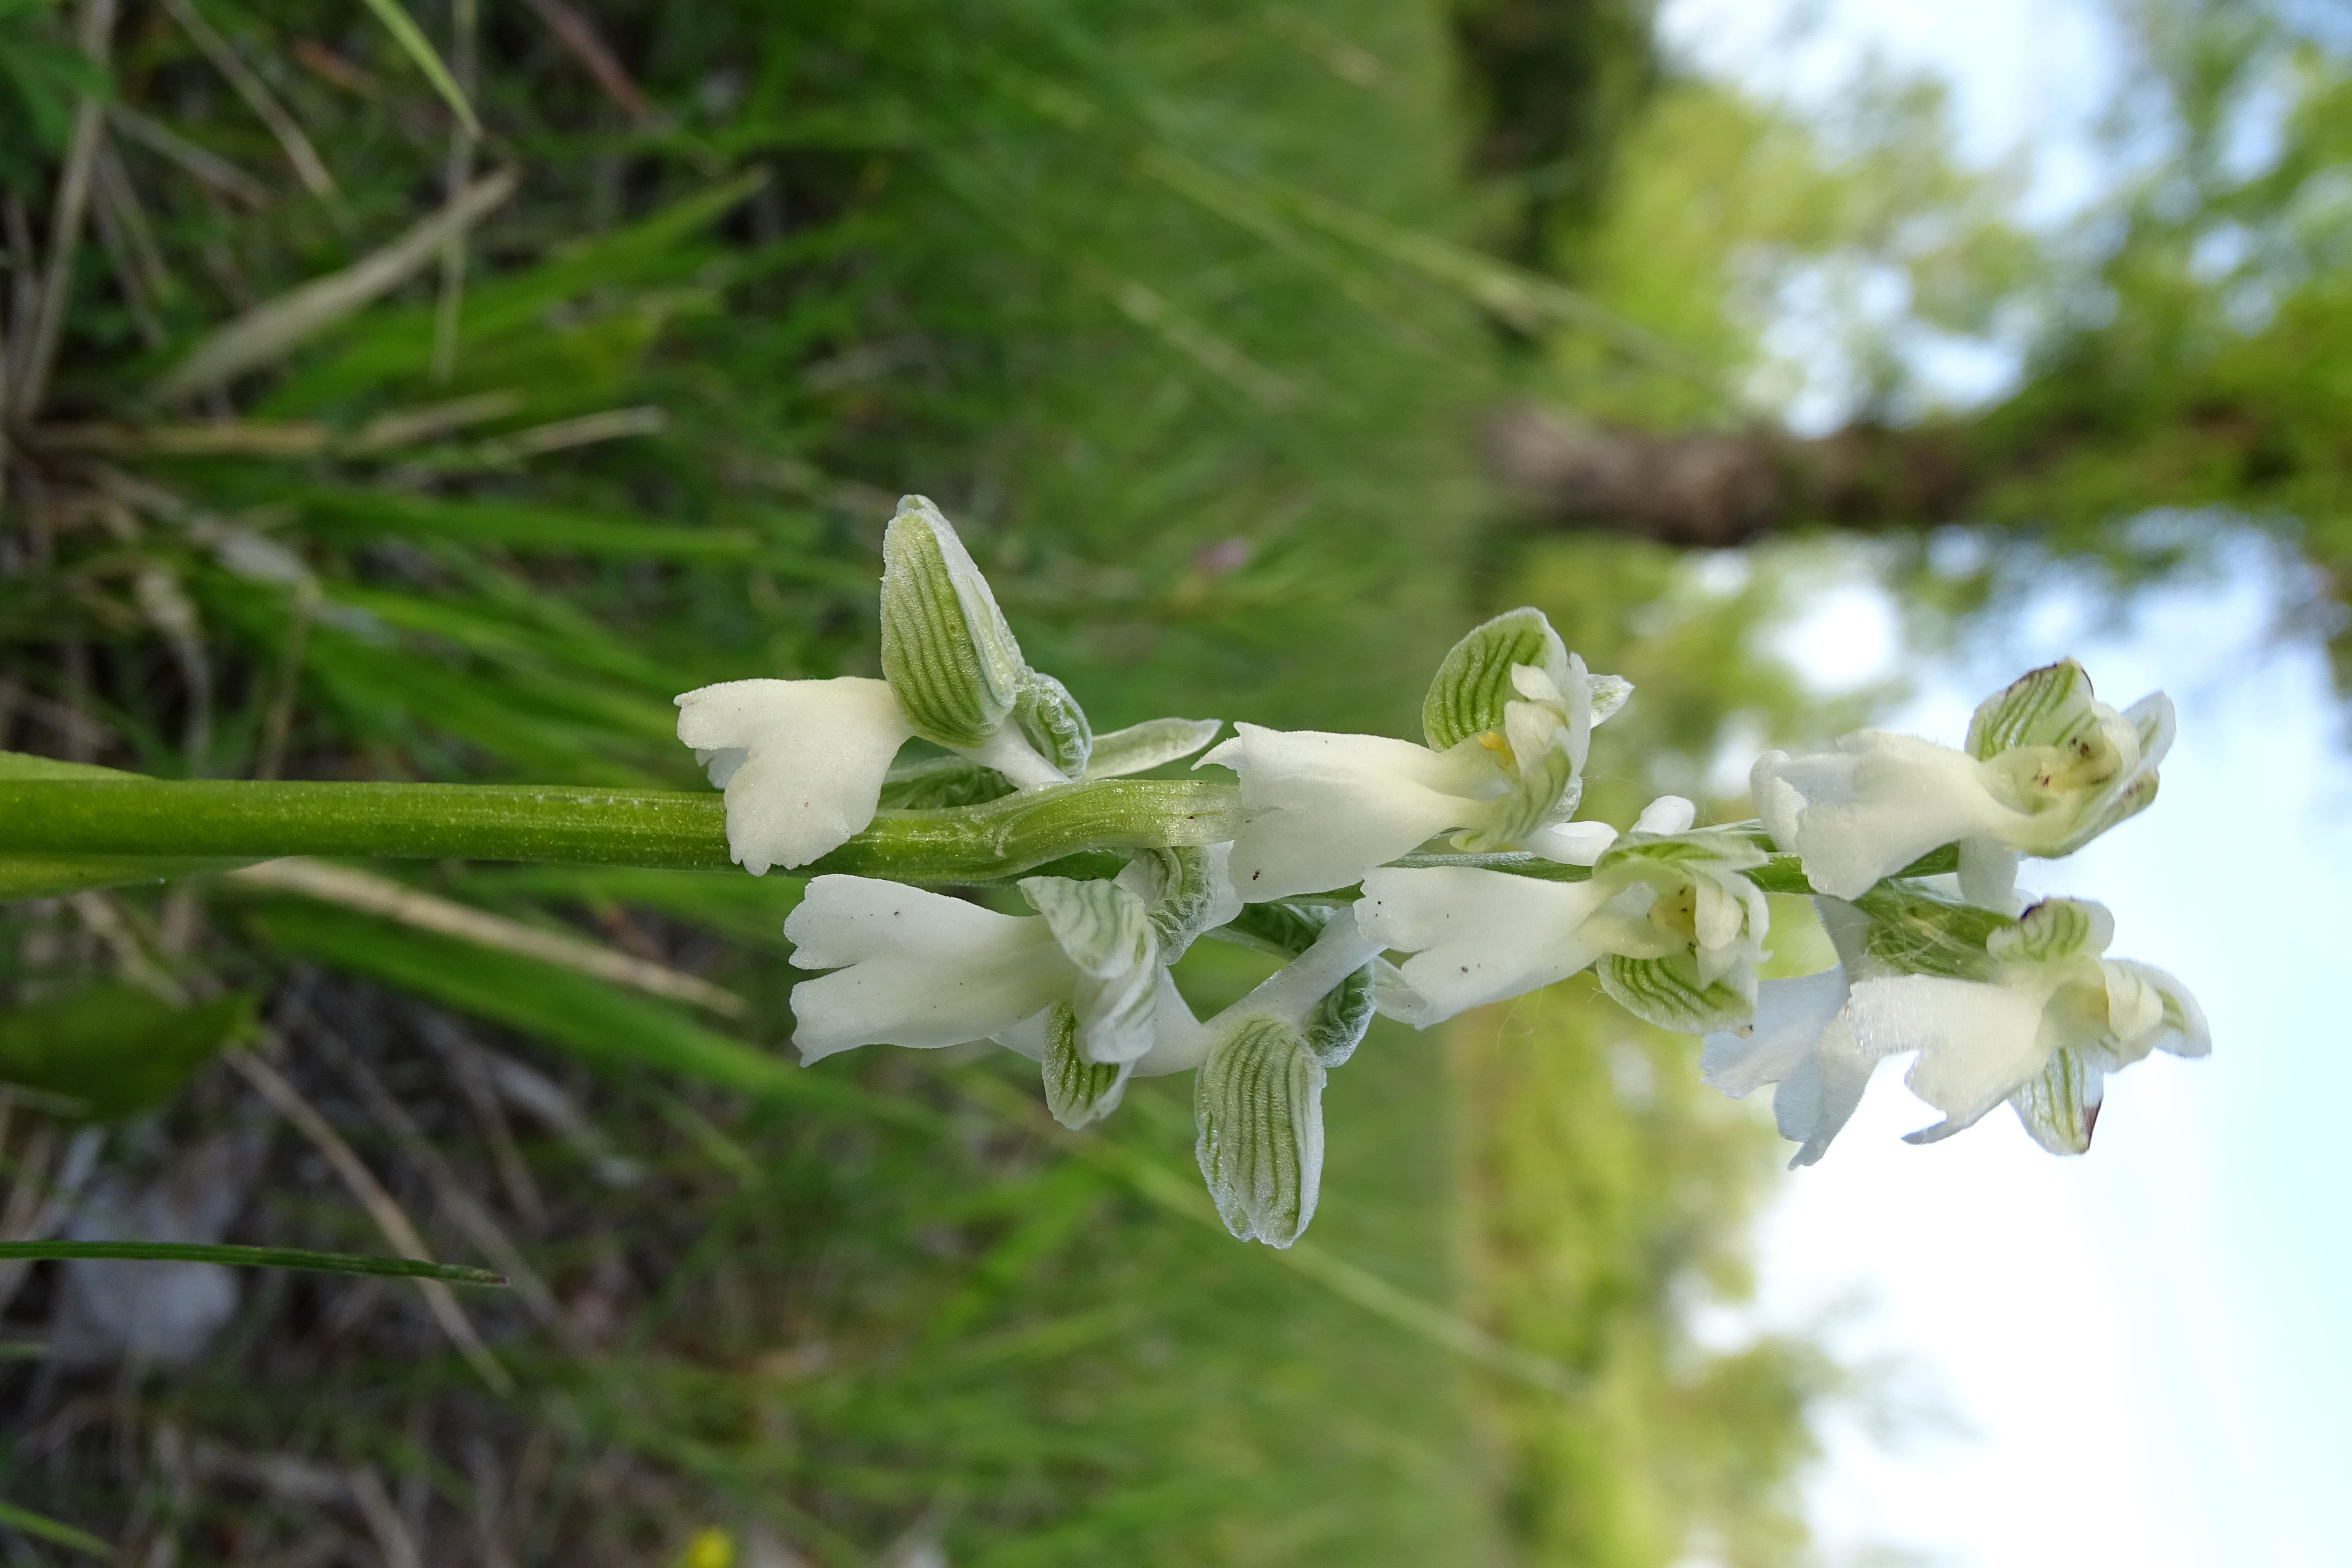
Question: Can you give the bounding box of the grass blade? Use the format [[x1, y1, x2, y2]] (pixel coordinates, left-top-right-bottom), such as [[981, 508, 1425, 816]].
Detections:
[[150, 168, 516, 401], [228, 857, 747, 1015], [0, 1240, 505, 1285], [0, 1499, 108, 1557], [243, 904, 926, 1126], [357, 0, 483, 136]]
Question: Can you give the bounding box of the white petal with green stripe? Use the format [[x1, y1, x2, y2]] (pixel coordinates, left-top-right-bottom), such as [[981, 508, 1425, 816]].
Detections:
[[878, 495, 1028, 749], [2009, 1046, 2104, 1155], [1117, 844, 1242, 961], [1421, 606, 1568, 753], [1020, 874, 1160, 1064], [1040, 1004, 1133, 1129], [1596, 951, 1757, 1034], [1193, 1015, 1327, 1248]]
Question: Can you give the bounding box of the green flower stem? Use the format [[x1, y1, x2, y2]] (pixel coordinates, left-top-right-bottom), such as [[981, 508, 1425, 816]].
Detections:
[[0, 776, 1242, 888]]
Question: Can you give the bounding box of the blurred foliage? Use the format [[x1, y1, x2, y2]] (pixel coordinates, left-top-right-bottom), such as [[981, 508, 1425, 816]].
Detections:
[[1455, 987, 1834, 1568], [1958, 2, 2352, 626], [1451, 0, 1661, 265], [1541, 66, 2038, 429]]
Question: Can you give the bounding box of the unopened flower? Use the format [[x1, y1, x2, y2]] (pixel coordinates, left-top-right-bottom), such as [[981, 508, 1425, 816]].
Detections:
[[1199, 608, 1627, 900], [1360, 796, 1771, 1033], [1751, 660, 2173, 902], [1844, 896, 2208, 1150]]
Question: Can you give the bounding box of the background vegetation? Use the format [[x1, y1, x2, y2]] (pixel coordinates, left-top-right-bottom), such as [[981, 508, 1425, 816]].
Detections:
[[2, 0, 2347, 1561]]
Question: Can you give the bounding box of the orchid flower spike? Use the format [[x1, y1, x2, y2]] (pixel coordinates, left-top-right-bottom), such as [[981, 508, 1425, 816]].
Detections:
[[1359, 795, 1773, 1034], [680, 497, 1222, 873], [1843, 896, 2207, 1151], [1751, 660, 2173, 904], [1198, 608, 1630, 900]]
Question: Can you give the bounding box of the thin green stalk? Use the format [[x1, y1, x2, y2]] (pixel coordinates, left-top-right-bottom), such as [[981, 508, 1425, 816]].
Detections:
[[0, 775, 1242, 886]]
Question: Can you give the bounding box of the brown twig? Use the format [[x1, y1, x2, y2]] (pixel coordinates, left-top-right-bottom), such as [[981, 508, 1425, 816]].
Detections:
[[155, 0, 336, 199], [226, 1045, 514, 1394], [517, 0, 659, 127], [416, 1015, 546, 1230], [301, 1009, 569, 1338], [11, 0, 117, 419]]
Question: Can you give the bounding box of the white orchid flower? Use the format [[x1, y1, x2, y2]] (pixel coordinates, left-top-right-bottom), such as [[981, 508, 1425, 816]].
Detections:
[[1843, 897, 2208, 1151], [679, 495, 1221, 873], [784, 872, 1160, 1068], [1751, 660, 2173, 902], [790, 871, 1377, 1247], [1700, 899, 1877, 1167], [1359, 795, 1773, 1033], [1198, 608, 1627, 900], [786, 846, 1242, 1127]]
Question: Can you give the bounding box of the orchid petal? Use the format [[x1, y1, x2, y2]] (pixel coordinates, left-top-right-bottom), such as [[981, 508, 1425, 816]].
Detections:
[[1524, 819, 1617, 866], [1199, 724, 1499, 899], [676, 677, 916, 875], [784, 876, 1075, 1061], [1753, 734, 2015, 900], [1632, 795, 1697, 837], [1844, 974, 2052, 1142], [2102, 959, 2210, 1058], [1701, 965, 1872, 1167], [1359, 867, 1619, 1026]]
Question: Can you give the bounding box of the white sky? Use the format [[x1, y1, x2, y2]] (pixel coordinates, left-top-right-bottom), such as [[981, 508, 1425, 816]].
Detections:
[[1658, 3, 2348, 1563]]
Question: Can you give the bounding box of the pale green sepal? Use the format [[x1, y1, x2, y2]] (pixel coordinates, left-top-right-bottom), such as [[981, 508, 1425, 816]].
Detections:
[[1013, 669, 1093, 780], [1847, 882, 2008, 982], [1119, 844, 1242, 961], [1194, 1014, 1327, 1248], [879, 495, 1026, 749], [1019, 874, 1158, 1063], [1587, 673, 1632, 726], [1205, 899, 1339, 962], [1040, 1003, 1132, 1128], [1967, 659, 2101, 759], [877, 752, 1016, 809], [1595, 951, 1756, 1034], [2010, 1047, 2103, 1155], [1422, 607, 1565, 752], [1083, 717, 1225, 779], [1596, 826, 1769, 876], [1301, 960, 1376, 1067], [1989, 897, 2112, 965]]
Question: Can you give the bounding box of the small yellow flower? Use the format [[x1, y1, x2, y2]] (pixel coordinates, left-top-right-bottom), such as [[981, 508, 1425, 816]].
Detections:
[[675, 1527, 735, 1568]]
